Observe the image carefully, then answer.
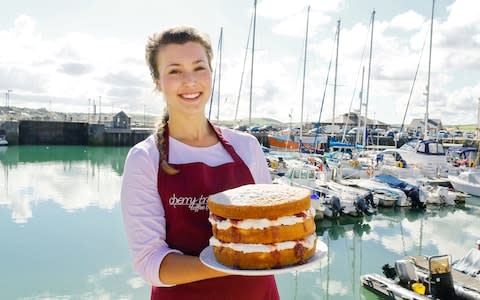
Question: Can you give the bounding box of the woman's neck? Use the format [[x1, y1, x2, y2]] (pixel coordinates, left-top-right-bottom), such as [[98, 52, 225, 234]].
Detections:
[[168, 115, 218, 147]]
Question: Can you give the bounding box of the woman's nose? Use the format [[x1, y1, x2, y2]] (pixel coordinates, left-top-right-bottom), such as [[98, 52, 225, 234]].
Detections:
[[182, 72, 197, 86]]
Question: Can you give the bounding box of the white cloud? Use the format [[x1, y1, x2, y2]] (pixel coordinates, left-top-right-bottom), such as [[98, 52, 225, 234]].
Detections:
[[257, 0, 344, 20], [0, 15, 156, 115], [0, 0, 479, 125], [390, 10, 425, 31]]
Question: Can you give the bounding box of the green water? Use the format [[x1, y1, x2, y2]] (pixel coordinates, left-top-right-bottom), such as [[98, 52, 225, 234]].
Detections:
[[1, 145, 479, 300]]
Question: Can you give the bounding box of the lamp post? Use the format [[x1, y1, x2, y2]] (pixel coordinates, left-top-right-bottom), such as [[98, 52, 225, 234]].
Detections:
[[98, 96, 102, 124], [6, 90, 12, 107], [88, 98, 91, 123]]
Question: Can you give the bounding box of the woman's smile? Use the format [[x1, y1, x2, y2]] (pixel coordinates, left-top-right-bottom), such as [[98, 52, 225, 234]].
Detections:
[[179, 92, 202, 101]]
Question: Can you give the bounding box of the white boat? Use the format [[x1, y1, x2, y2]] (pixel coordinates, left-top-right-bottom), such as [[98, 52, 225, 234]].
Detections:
[[448, 169, 480, 197], [378, 141, 455, 178], [361, 252, 480, 300], [339, 178, 409, 207], [273, 163, 368, 218], [0, 134, 8, 146]]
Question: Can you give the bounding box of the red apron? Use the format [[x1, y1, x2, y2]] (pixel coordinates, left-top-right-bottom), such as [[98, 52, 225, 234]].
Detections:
[[153, 124, 279, 300]]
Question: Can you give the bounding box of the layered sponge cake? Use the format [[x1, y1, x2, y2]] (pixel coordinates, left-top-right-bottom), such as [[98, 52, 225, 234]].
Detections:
[[208, 184, 317, 269]]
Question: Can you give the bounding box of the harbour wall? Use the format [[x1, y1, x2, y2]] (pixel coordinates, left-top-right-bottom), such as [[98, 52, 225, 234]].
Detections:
[[0, 120, 475, 148], [1, 120, 152, 146]]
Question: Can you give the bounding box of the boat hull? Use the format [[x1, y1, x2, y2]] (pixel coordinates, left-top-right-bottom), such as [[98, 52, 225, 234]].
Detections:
[[448, 176, 480, 197], [267, 134, 327, 151]]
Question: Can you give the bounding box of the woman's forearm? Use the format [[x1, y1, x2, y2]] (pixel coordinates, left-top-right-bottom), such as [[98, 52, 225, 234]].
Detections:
[[159, 252, 228, 285]]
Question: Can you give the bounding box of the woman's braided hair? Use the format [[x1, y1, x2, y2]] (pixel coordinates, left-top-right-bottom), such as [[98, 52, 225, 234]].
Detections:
[[145, 26, 213, 175]]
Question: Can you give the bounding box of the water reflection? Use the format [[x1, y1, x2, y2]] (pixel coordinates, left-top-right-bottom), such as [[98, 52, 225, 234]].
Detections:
[[0, 145, 130, 223], [302, 203, 480, 300], [1, 145, 479, 299]]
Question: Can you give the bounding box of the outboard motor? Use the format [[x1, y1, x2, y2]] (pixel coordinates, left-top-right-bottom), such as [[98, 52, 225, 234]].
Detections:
[[330, 196, 343, 217], [395, 259, 418, 288], [407, 187, 426, 209], [355, 195, 368, 215], [364, 190, 376, 208], [428, 255, 456, 299], [382, 264, 397, 280]]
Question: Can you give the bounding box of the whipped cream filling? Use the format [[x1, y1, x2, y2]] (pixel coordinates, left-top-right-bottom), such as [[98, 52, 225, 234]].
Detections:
[[209, 207, 316, 230], [209, 234, 317, 253]]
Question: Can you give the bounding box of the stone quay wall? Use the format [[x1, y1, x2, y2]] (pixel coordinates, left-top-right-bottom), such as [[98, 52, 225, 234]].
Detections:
[[0, 120, 153, 146]]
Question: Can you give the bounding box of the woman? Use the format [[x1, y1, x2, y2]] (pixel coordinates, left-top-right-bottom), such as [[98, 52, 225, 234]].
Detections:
[[120, 26, 279, 299]]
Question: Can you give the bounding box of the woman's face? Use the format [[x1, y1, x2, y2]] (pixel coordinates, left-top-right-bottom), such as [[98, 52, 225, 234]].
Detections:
[[156, 41, 212, 118]]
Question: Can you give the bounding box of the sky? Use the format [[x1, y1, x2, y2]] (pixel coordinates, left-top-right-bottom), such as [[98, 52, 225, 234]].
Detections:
[[1, 0, 479, 126]]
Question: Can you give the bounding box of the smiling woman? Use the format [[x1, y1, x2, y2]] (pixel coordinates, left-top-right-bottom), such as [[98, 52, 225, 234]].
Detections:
[[120, 26, 278, 300]]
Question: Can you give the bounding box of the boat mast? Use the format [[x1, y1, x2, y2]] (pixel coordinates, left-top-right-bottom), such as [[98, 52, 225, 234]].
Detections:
[[363, 10, 375, 147], [477, 97, 480, 141], [248, 0, 257, 128], [300, 6, 310, 148], [477, 97, 480, 166], [424, 0, 435, 138], [234, 15, 253, 122], [217, 27, 223, 123], [332, 20, 340, 134], [356, 67, 365, 145]]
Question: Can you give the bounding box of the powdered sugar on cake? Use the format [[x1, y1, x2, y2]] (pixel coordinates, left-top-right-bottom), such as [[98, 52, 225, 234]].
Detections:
[[209, 184, 311, 207]]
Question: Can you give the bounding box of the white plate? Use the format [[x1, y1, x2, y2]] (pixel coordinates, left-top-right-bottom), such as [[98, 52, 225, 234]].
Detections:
[[199, 240, 328, 276]]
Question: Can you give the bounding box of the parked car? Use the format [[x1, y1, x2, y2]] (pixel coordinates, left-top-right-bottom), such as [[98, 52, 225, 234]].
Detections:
[[347, 127, 359, 136], [453, 130, 463, 138], [258, 125, 274, 132], [437, 130, 449, 138], [386, 130, 395, 138], [464, 131, 475, 139], [308, 127, 324, 135], [372, 128, 386, 136], [233, 124, 248, 132]]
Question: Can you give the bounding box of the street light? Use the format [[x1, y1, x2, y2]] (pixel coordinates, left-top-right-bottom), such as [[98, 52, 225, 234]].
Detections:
[[88, 98, 91, 123], [98, 95, 102, 124], [5, 90, 12, 107]]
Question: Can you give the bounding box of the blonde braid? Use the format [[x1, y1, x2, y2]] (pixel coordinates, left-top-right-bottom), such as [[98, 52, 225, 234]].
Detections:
[[156, 110, 179, 175]]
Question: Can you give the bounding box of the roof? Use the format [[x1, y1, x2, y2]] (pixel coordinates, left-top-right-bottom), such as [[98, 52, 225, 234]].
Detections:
[[114, 111, 129, 118]]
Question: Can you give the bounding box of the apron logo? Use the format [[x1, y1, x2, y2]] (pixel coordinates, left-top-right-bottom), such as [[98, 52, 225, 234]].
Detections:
[[169, 193, 209, 212]]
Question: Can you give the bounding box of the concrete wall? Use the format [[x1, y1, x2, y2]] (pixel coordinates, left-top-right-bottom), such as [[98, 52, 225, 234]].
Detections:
[[0, 121, 19, 145], [88, 124, 105, 146], [19, 120, 88, 145]]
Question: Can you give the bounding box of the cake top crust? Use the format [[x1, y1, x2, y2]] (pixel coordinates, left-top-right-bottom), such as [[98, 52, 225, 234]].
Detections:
[[208, 184, 311, 219]]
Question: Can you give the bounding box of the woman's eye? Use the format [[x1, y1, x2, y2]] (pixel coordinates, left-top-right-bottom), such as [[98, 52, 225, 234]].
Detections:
[[194, 66, 206, 71], [168, 69, 180, 74]]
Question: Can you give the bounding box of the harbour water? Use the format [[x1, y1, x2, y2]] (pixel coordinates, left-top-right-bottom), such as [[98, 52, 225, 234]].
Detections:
[[1, 145, 479, 300]]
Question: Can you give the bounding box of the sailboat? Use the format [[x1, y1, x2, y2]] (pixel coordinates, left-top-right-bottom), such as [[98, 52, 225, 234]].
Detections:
[[377, 0, 456, 179], [268, 7, 329, 152]]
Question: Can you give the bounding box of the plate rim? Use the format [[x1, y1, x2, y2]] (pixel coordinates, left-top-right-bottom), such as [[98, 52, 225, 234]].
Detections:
[[199, 240, 327, 276]]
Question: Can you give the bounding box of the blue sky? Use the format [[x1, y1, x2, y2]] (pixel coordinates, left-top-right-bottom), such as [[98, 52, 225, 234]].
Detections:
[[1, 0, 479, 125]]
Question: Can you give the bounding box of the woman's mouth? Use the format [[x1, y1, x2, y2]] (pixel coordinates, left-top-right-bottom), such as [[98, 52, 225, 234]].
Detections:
[[180, 92, 201, 100]]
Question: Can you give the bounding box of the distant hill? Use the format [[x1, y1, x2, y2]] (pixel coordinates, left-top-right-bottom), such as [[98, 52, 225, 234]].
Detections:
[[216, 117, 285, 127], [1, 106, 477, 131]]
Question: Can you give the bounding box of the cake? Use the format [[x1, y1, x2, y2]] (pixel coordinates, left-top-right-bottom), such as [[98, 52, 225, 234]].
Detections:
[[208, 184, 317, 269]]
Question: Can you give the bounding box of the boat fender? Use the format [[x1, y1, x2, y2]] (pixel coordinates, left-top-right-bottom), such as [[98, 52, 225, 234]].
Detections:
[[411, 282, 426, 295], [350, 160, 360, 168]]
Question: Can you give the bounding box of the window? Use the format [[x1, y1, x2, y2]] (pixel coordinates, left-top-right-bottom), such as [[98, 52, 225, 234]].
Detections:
[[428, 143, 438, 154], [300, 169, 308, 179], [417, 143, 426, 153], [293, 169, 300, 179]]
